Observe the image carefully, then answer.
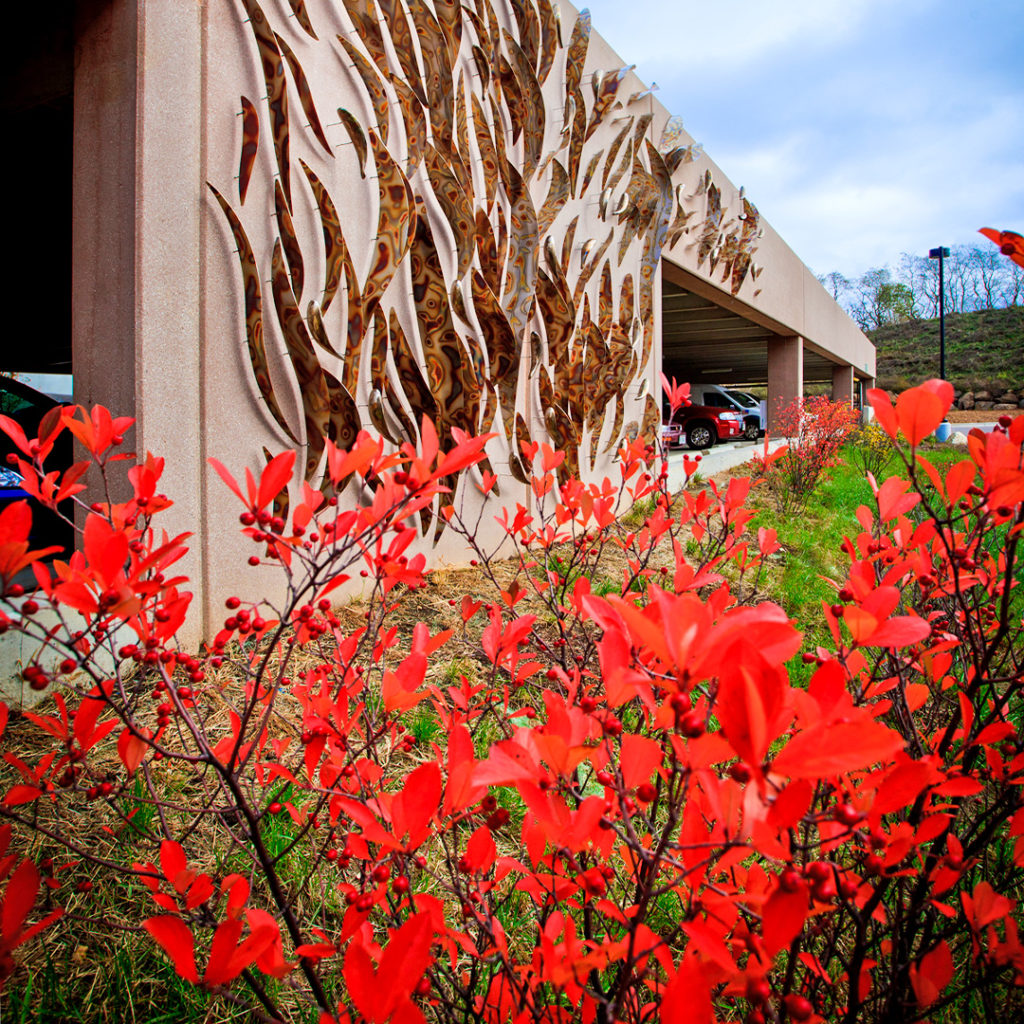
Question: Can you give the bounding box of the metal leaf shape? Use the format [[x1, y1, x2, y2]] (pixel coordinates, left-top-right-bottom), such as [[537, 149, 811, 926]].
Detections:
[[410, 210, 480, 436], [270, 240, 331, 480], [598, 260, 613, 336], [406, 0, 455, 155], [363, 128, 416, 318], [340, 0, 389, 76], [509, 0, 540, 70], [586, 65, 634, 142], [470, 94, 500, 206], [454, 73, 475, 204], [475, 209, 504, 299], [377, 0, 428, 107], [389, 310, 438, 439], [388, 73, 428, 178], [238, 96, 259, 204], [536, 160, 569, 237], [423, 145, 475, 280], [275, 31, 332, 158], [560, 216, 579, 276], [605, 137, 633, 194], [470, 270, 517, 385], [208, 183, 297, 443], [274, 179, 304, 301], [566, 86, 587, 194], [286, 0, 318, 40], [601, 120, 632, 190], [322, 367, 362, 455], [535, 269, 574, 375], [299, 160, 360, 322], [534, 0, 559, 84], [502, 30, 545, 181], [336, 34, 390, 144], [564, 10, 591, 108], [573, 230, 613, 310], [239, 0, 291, 207], [502, 166, 539, 346], [337, 108, 368, 178], [307, 299, 341, 359], [640, 393, 660, 446], [580, 149, 603, 196], [498, 55, 525, 145], [433, 0, 464, 67]]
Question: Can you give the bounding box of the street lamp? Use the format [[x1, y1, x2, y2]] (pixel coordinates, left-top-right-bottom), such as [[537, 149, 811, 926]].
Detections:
[[928, 246, 950, 380]]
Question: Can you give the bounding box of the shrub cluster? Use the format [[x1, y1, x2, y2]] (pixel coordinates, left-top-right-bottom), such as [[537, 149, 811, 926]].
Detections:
[[1, 381, 1023, 1023]]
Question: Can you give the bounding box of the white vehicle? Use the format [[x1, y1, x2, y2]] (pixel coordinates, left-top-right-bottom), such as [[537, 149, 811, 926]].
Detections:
[[686, 384, 764, 441]]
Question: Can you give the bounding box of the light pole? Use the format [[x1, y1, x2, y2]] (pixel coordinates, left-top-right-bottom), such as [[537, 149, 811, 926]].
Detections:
[[928, 246, 950, 380]]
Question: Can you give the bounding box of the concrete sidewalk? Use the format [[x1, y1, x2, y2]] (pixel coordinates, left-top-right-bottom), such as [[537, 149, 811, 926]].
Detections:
[[664, 437, 789, 492]]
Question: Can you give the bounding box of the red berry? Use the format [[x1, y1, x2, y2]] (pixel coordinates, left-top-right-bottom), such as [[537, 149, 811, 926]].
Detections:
[[269, 801, 283, 814], [679, 711, 704, 738], [746, 977, 771, 1004], [392, 875, 410, 893], [729, 762, 752, 783], [635, 782, 657, 803], [785, 994, 813, 1021], [372, 863, 390, 883], [779, 867, 803, 893]]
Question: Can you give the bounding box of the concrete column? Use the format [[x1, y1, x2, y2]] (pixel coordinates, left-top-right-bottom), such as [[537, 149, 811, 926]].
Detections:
[[831, 363, 855, 406], [767, 335, 803, 433], [73, 0, 205, 642], [861, 376, 877, 423]]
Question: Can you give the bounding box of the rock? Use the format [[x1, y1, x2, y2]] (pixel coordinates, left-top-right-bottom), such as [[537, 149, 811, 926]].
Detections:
[[959, 394, 975, 410], [948, 431, 970, 445], [975, 390, 993, 402], [998, 392, 1018, 404], [1019, 398, 1024, 408], [994, 403, 1017, 411], [975, 401, 994, 410]]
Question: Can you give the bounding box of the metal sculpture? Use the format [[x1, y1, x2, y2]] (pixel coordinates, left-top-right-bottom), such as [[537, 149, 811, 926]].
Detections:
[[214, 0, 768, 541]]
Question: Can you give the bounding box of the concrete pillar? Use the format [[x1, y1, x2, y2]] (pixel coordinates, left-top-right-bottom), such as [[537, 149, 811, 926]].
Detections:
[[831, 363, 855, 406], [73, 0, 205, 642], [861, 377, 877, 423], [767, 335, 803, 433]]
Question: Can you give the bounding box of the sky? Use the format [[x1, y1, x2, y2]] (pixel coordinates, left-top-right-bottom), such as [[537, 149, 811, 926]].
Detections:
[[584, 0, 1024, 281]]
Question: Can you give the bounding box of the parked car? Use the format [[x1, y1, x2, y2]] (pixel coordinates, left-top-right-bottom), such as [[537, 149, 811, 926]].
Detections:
[[661, 420, 683, 449], [685, 384, 764, 441], [0, 375, 74, 556], [673, 403, 744, 450]]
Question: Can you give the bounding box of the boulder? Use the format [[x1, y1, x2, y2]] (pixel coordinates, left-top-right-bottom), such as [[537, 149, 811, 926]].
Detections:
[[975, 401, 995, 410], [975, 390, 993, 402], [959, 393, 975, 410], [948, 431, 970, 445], [994, 403, 1017, 411], [998, 392, 1018, 404]]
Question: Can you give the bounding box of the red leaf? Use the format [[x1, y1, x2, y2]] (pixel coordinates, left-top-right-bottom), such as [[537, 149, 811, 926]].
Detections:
[[2, 859, 39, 944], [257, 451, 296, 510], [895, 380, 954, 447], [619, 734, 663, 791], [762, 884, 808, 955], [910, 940, 953, 1009], [773, 718, 905, 779], [144, 916, 198, 983], [83, 513, 128, 587], [118, 728, 151, 776]]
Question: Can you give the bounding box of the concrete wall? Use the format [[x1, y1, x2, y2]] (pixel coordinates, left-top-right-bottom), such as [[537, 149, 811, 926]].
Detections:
[[64, 0, 874, 643]]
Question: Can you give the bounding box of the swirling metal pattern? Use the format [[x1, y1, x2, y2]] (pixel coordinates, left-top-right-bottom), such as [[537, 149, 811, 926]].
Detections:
[[217, 0, 756, 530]]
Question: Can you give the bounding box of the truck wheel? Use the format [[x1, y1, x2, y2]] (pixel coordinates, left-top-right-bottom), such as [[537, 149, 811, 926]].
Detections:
[[686, 422, 716, 450], [743, 419, 759, 442]]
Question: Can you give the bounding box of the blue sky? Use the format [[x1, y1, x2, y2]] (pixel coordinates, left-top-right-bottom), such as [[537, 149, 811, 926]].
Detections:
[[585, 0, 1024, 280]]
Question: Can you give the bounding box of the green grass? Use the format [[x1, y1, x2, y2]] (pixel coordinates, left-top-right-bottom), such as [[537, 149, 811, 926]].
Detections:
[[870, 305, 1024, 392]]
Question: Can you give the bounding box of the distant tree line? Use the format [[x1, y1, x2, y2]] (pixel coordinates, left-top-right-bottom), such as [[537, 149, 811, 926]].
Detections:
[[819, 245, 1024, 331]]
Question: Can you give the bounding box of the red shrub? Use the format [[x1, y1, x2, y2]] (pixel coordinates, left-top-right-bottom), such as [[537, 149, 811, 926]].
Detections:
[[0, 382, 1022, 1023]]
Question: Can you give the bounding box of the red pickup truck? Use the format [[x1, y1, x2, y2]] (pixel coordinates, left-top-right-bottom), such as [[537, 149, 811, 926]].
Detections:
[[667, 403, 745, 450]]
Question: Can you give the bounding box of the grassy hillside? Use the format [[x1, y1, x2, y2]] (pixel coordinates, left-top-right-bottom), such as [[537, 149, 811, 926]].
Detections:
[[868, 304, 1024, 393]]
